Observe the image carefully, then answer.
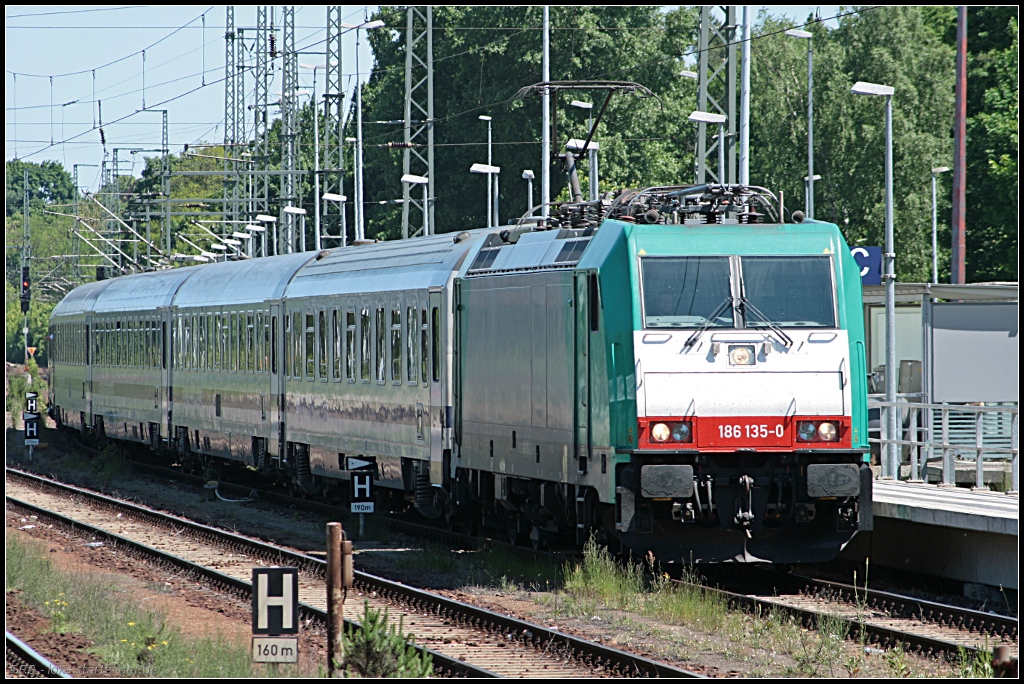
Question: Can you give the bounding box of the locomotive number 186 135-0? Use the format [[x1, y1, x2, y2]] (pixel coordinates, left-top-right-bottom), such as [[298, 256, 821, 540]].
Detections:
[[699, 417, 792, 447], [718, 423, 785, 439]]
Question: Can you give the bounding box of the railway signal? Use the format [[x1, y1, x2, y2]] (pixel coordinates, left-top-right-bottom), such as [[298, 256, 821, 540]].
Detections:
[[251, 567, 299, 663], [20, 266, 30, 313]]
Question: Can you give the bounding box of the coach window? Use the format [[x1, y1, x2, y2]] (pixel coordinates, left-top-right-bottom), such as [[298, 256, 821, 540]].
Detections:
[[193, 315, 201, 370], [360, 307, 370, 382], [303, 312, 314, 380], [345, 310, 356, 382], [375, 307, 386, 384], [331, 309, 342, 381], [318, 310, 328, 380], [406, 307, 417, 385], [256, 312, 265, 373], [271, 315, 278, 375], [420, 309, 429, 385], [431, 307, 440, 383], [226, 313, 235, 372], [198, 316, 206, 370], [115, 321, 122, 367], [207, 315, 214, 371], [247, 312, 255, 372], [292, 312, 302, 379], [213, 315, 221, 370], [283, 315, 291, 376], [264, 312, 271, 373], [221, 315, 229, 372], [391, 308, 402, 383]]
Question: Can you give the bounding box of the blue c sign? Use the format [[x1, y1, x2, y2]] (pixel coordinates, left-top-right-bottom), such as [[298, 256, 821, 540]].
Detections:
[[850, 246, 882, 285]]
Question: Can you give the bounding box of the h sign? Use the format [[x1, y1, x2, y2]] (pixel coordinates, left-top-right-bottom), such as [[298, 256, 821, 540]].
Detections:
[[26, 391, 38, 414], [251, 567, 299, 635], [349, 456, 375, 514]]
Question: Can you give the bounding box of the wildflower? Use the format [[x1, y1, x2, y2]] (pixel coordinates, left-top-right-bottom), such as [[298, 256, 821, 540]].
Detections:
[[127, 622, 136, 626], [120, 640, 128, 643], [161, 641, 168, 646], [45, 601, 50, 605]]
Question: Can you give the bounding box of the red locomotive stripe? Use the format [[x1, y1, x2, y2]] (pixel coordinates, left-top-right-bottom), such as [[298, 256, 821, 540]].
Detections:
[[638, 416, 851, 451]]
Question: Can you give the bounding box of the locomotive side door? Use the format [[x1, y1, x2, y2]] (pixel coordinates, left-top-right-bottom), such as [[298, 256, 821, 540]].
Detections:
[[574, 272, 592, 475], [269, 301, 282, 457]]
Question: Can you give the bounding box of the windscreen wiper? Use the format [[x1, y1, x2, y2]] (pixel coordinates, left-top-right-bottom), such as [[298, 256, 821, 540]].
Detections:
[[684, 297, 734, 348], [740, 297, 794, 349]]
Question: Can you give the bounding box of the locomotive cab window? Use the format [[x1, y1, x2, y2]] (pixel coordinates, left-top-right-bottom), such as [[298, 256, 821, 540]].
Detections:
[[738, 256, 836, 328], [641, 256, 734, 329]]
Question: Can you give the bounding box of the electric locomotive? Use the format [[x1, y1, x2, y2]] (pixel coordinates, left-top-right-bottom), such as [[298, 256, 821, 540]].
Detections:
[[49, 183, 871, 564]]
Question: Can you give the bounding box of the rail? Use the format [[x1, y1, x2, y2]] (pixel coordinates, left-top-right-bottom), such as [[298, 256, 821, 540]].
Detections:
[[868, 396, 1018, 492], [5, 631, 73, 678]]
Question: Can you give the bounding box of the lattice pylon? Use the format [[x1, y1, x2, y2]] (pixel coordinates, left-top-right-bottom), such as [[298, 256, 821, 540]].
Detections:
[[401, 6, 434, 239], [696, 6, 738, 185]]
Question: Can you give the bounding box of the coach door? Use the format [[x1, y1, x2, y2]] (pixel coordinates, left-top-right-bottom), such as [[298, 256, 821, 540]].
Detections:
[[158, 306, 171, 441], [84, 312, 94, 424], [269, 302, 282, 457], [428, 289, 446, 485]]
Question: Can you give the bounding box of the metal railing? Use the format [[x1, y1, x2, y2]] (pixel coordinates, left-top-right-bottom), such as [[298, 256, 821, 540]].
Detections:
[[868, 396, 1018, 492]]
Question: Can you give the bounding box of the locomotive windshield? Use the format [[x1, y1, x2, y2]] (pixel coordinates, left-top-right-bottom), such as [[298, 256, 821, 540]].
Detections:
[[739, 256, 835, 327], [642, 257, 734, 328], [641, 255, 836, 329]]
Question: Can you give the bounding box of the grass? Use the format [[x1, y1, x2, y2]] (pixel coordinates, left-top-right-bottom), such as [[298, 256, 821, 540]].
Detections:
[[6, 534, 314, 677], [559, 536, 729, 630]]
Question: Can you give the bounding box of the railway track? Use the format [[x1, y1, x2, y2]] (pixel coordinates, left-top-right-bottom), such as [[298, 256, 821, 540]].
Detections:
[[5, 467, 702, 678], [684, 569, 1018, 661], [5, 632, 72, 679]]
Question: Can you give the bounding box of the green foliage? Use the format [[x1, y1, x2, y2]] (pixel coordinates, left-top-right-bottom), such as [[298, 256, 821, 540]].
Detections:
[[5, 160, 76, 217], [6, 280, 55, 364], [341, 601, 433, 678]]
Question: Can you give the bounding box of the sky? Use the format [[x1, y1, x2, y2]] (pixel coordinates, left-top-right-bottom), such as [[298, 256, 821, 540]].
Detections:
[[5, 5, 840, 190]]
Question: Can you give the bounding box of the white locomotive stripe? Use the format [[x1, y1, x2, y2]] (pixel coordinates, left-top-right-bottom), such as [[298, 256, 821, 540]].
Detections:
[[644, 371, 844, 417]]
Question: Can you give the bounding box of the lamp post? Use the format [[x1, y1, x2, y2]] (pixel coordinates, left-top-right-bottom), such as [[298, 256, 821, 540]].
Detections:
[[300, 62, 330, 250], [283, 206, 307, 252], [344, 137, 361, 241], [931, 166, 951, 284], [470, 163, 500, 228], [342, 19, 385, 248], [255, 214, 275, 258], [852, 80, 896, 479], [401, 174, 429, 238], [689, 111, 727, 184], [479, 115, 493, 228], [522, 170, 535, 215], [570, 100, 599, 201], [321, 193, 347, 246], [803, 174, 821, 217], [786, 28, 814, 217]]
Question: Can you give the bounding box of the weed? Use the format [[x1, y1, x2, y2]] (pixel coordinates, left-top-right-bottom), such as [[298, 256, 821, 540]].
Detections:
[[955, 643, 995, 678], [340, 601, 432, 678], [885, 642, 910, 677]]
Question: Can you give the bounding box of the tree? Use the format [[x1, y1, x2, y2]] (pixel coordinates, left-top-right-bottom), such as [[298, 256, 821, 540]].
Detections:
[[5, 160, 76, 217], [750, 7, 956, 282]]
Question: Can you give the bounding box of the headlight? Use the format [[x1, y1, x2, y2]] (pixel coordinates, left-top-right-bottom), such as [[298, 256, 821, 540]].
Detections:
[[671, 422, 692, 443], [729, 344, 755, 365], [797, 421, 817, 442], [817, 422, 838, 441], [651, 422, 671, 442]]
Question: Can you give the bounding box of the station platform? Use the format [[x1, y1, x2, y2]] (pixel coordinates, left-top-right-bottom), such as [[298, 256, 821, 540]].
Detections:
[[841, 479, 1019, 593], [872, 479, 1018, 536]]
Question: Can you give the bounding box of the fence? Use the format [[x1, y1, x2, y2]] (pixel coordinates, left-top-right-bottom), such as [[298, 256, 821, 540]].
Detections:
[[868, 395, 1018, 492]]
